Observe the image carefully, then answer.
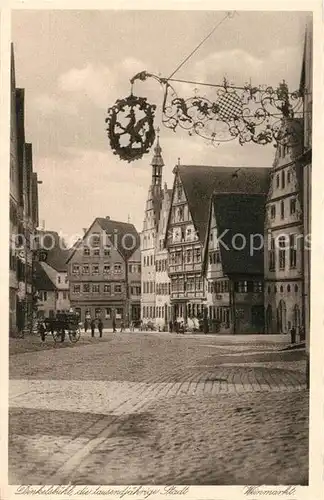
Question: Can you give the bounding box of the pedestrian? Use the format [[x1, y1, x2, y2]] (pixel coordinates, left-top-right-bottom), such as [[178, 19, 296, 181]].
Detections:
[[290, 326, 296, 344], [112, 317, 116, 333], [120, 320, 125, 333], [169, 320, 173, 333], [98, 318, 103, 338], [91, 318, 96, 338], [84, 319, 88, 333]]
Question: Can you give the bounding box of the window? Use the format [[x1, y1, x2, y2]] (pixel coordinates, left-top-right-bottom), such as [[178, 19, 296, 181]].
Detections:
[[294, 284, 299, 293], [104, 284, 111, 293], [253, 281, 263, 293], [82, 264, 90, 274], [104, 246, 111, 257], [236, 281, 248, 293], [194, 248, 201, 263], [95, 308, 101, 318], [65, 275, 68, 284], [114, 263, 122, 273], [43, 291, 48, 301], [83, 283, 90, 293], [115, 284, 122, 293], [290, 198, 296, 215], [92, 284, 100, 293], [105, 307, 111, 319], [116, 308, 123, 319], [281, 170, 285, 189], [287, 171, 291, 184], [276, 174, 280, 188], [93, 248, 100, 256], [280, 200, 285, 219], [177, 184, 183, 200], [270, 205, 276, 219], [287, 284, 291, 292], [90, 233, 100, 246], [73, 285, 80, 294], [269, 236, 275, 271], [92, 264, 99, 275], [63, 291, 67, 299], [150, 255, 153, 266], [280, 286, 284, 293], [103, 264, 110, 274], [279, 236, 286, 270], [72, 264, 80, 275], [57, 276, 61, 284], [83, 246, 90, 256], [289, 234, 297, 268]]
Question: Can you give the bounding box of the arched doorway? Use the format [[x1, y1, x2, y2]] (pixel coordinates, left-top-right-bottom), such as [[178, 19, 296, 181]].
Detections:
[[277, 300, 287, 333], [266, 304, 272, 333]]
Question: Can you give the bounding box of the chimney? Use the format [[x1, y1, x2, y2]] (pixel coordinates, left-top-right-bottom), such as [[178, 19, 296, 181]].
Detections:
[[106, 216, 110, 220]]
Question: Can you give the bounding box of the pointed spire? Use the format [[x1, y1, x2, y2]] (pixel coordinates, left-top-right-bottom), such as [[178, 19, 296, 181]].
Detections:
[[151, 127, 164, 168]]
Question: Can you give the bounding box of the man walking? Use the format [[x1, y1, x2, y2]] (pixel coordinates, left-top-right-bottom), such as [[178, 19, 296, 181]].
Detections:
[[112, 317, 116, 333], [91, 318, 96, 338], [98, 318, 103, 338]]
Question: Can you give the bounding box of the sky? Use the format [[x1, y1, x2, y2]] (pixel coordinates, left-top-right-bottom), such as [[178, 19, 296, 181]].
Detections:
[[11, 10, 309, 244]]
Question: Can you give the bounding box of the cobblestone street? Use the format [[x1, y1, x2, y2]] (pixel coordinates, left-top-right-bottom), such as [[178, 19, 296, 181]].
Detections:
[[9, 332, 308, 485]]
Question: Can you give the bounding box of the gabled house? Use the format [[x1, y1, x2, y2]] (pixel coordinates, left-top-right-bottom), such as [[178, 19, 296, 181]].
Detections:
[[165, 164, 270, 324], [34, 230, 71, 317], [203, 193, 266, 333], [66, 217, 140, 328]]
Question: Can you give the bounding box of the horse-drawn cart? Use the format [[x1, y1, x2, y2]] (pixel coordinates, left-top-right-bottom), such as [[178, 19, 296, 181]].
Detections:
[[40, 312, 81, 343]]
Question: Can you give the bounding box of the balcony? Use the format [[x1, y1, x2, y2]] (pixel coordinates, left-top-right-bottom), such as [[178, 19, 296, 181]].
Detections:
[[168, 262, 202, 274], [171, 290, 205, 300]]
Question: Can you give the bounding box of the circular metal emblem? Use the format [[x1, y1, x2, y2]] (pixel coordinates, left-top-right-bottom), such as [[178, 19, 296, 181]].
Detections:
[[106, 94, 156, 162]]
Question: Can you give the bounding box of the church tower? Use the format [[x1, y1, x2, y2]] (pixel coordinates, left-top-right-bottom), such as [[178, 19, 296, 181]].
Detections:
[[140, 132, 165, 326]]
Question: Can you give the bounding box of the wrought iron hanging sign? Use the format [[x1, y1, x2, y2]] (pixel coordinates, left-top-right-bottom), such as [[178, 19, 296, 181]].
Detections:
[[105, 94, 156, 162], [106, 71, 304, 162]]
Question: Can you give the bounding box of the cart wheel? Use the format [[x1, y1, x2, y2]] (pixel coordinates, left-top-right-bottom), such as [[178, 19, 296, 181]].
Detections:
[[69, 329, 80, 343]]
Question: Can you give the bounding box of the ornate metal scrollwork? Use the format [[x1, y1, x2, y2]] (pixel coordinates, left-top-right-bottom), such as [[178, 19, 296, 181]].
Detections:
[[161, 77, 303, 147], [106, 71, 305, 161]]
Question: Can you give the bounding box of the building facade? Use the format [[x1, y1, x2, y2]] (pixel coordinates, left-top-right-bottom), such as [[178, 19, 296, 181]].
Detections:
[[141, 137, 165, 326], [34, 231, 71, 317], [264, 120, 304, 334], [154, 184, 172, 330], [165, 165, 270, 327], [67, 217, 140, 328], [9, 44, 39, 335], [203, 193, 266, 334]]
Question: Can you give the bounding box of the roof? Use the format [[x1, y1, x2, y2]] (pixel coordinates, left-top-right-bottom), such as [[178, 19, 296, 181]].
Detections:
[[97, 218, 140, 260], [37, 230, 71, 272], [205, 193, 266, 276], [34, 262, 56, 291], [176, 165, 270, 243], [66, 218, 140, 263]]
